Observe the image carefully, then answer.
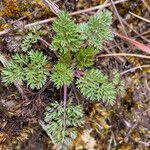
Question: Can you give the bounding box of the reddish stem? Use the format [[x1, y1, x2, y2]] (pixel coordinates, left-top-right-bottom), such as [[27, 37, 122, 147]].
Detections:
[[63, 84, 67, 136], [74, 70, 85, 78], [63, 84, 67, 108], [39, 37, 58, 57], [77, 70, 85, 75]]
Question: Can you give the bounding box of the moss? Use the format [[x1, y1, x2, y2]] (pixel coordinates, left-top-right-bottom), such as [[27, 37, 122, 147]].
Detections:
[[78, 0, 105, 8], [0, 17, 9, 30], [2, 0, 20, 19], [0, 0, 51, 21]]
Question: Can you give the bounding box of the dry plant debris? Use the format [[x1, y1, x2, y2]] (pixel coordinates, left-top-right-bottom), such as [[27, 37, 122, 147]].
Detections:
[[0, 0, 150, 149]]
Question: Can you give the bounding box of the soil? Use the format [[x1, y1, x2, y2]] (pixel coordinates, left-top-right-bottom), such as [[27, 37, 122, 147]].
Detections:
[[0, 0, 150, 150]]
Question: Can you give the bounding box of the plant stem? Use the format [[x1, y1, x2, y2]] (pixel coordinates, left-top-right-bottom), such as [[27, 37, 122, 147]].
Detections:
[[38, 119, 58, 148], [77, 70, 85, 75], [62, 84, 67, 145], [39, 37, 58, 57], [74, 70, 85, 78]]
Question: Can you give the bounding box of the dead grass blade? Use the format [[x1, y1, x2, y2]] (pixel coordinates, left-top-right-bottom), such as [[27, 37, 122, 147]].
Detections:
[[97, 53, 150, 59], [129, 11, 150, 23], [112, 31, 150, 54], [0, 0, 128, 36], [42, 0, 60, 14], [121, 64, 150, 75]]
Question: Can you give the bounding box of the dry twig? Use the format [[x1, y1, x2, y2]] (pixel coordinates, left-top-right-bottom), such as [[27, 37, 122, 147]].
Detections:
[[141, 0, 150, 11], [97, 0, 110, 12], [129, 11, 150, 23], [38, 119, 58, 148], [108, 133, 113, 150], [11, 6, 46, 25], [112, 31, 150, 54], [97, 53, 150, 59], [42, 0, 60, 14], [121, 64, 150, 75], [122, 19, 150, 43], [110, 0, 128, 36], [0, 0, 128, 36]]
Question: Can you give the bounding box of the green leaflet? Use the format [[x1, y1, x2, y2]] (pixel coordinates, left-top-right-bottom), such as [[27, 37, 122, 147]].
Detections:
[[50, 63, 74, 89], [51, 11, 82, 53], [58, 52, 72, 67], [44, 100, 85, 148], [21, 33, 39, 52], [75, 46, 99, 70], [76, 69, 116, 106], [21, 25, 46, 52], [51, 10, 112, 53], [78, 10, 113, 49], [2, 51, 49, 90]]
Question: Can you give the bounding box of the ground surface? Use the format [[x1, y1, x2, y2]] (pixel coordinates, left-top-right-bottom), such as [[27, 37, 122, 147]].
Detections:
[[0, 0, 150, 150]]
